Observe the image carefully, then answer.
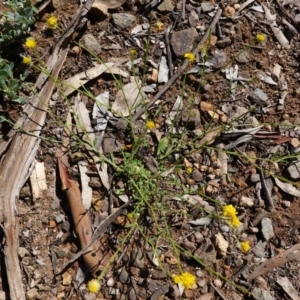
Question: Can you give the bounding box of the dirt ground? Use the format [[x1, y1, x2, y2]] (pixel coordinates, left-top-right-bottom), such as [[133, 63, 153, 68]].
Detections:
[[1, 0, 300, 299]]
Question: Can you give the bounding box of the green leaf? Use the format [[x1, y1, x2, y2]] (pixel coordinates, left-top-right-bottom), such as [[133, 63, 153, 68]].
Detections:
[[157, 137, 169, 156]]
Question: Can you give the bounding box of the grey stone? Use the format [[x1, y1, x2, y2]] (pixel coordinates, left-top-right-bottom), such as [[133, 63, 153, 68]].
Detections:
[[181, 108, 200, 128], [56, 248, 69, 258], [194, 239, 217, 266], [252, 288, 274, 300], [192, 169, 203, 182], [261, 218, 274, 240], [170, 28, 198, 56], [252, 240, 267, 258], [249, 88, 268, 103], [112, 13, 136, 30], [131, 248, 145, 268], [287, 160, 300, 179], [119, 268, 130, 284], [103, 137, 122, 154], [55, 214, 65, 224], [150, 284, 169, 300], [83, 34, 101, 55], [148, 280, 161, 292], [157, 0, 174, 12], [201, 2, 215, 12], [189, 10, 199, 27], [128, 287, 137, 300], [152, 270, 168, 279], [236, 50, 250, 63]]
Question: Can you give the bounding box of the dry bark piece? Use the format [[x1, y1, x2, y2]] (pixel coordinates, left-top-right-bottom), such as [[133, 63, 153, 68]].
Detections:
[[0, 1, 96, 298], [63, 62, 114, 96], [247, 243, 300, 281], [29, 161, 47, 201]]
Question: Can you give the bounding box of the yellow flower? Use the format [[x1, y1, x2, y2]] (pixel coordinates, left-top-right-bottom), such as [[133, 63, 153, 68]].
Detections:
[[256, 33, 266, 43], [173, 272, 196, 289], [154, 22, 164, 31], [25, 37, 37, 49], [186, 167, 193, 174], [222, 204, 237, 218], [240, 241, 251, 253], [22, 56, 31, 65], [230, 215, 241, 228], [129, 49, 137, 57], [87, 279, 101, 294], [146, 120, 155, 130], [127, 212, 134, 220], [46, 16, 58, 29], [184, 52, 195, 62]]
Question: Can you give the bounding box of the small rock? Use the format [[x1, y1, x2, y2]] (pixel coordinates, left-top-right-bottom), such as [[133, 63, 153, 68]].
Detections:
[[290, 138, 300, 148], [287, 160, 300, 179], [220, 225, 230, 233], [170, 284, 181, 298], [261, 218, 274, 240], [194, 239, 217, 266], [213, 279, 222, 288], [157, 0, 174, 12], [62, 272, 72, 286], [152, 270, 168, 279], [224, 6, 235, 17], [18, 247, 29, 258], [148, 280, 161, 292], [128, 287, 137, 300], [103, 137, 121, 154], [192, 169, 203, 182], [150, 284, 169, 300], [282, 200, 291, 208], [170, 28, 198, 56], [131, 248, 145, 268], [252, 240, 267, 258], [189, 10, 199, 27], [55, 214, 65, 224], [181, 108, 200, 128], [214, 232, 229, 256], [249, 88, 268, 104], [112, 13, 136, 30], [56, 248, 69, 258], [89, 1, 108, 17], [83, 34, 101, 55], [252, 288, 274, 300], [201, 2, 215, 12], [236, 51, 250, 63], [200, 101, 215, 112], [183, 289, 194, 298], [240, 196, 254, 207], [26, 288, 38, 300], [119, 268, 130, 284]]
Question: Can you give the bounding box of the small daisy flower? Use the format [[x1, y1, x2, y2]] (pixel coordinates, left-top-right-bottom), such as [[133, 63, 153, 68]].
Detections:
[[46, 16, 58, 29], [186, 167, 193, 174], [25, 37, 37, 49], [256, 33, 266, 43], [184, 52, 195, 62], [240, 241, 251, 253], [129, 49, 137, 57], [22, 56, 31, 65], [154, 22, 164, 31], [146, 120, 155, 130], [87, 279, 101, 294], [230, 215, 241, 228], [172, 272, 196, 289], [222, 204, 237, 218]]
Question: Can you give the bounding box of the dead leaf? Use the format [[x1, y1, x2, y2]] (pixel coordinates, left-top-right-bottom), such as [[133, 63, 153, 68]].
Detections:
[[95, 0, 126, 9], [274, 177, 300, 197], [197, 127, 222, 148], [112, 82, 145, 117]]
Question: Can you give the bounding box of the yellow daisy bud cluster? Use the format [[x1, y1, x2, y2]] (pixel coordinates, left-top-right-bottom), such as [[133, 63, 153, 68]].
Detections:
[[222, 204, 241, 228]]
